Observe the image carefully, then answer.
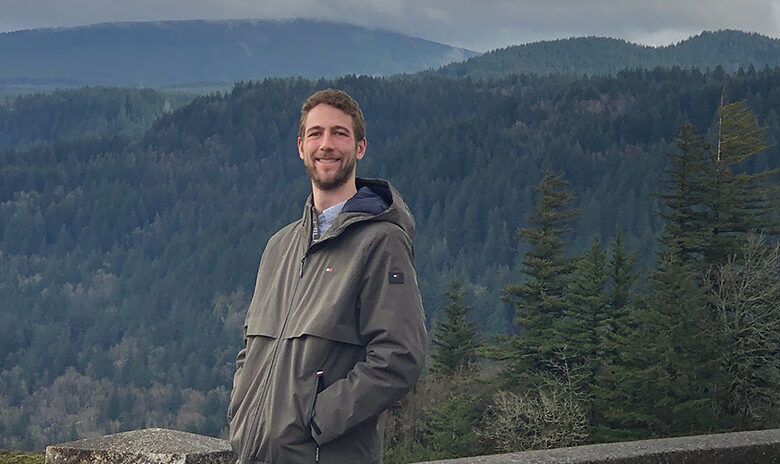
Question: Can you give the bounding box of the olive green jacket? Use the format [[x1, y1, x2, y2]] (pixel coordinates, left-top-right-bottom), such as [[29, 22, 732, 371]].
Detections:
[[228, 178, 427, 464]]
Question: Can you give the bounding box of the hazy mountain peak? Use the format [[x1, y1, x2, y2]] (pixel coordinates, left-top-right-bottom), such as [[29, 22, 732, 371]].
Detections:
[[0, 19, 478, 89]]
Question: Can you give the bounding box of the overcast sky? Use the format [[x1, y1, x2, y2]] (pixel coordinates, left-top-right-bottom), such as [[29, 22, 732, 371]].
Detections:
[[2, 0, 779, 52]]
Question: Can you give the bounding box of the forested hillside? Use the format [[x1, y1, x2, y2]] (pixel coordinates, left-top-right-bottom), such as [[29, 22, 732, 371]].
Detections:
[[438, 30, 780, 79], [0, 88, 191, 149], [1, 67, 780, 452]]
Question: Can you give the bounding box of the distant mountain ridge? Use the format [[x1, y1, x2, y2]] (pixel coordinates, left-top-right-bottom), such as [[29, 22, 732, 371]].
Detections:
[[438, 30, 780, 78], [0, 19, 477, 87]]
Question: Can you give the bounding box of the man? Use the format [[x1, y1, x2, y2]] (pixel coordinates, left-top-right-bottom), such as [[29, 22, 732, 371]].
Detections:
[[228, 89, 427, 464]]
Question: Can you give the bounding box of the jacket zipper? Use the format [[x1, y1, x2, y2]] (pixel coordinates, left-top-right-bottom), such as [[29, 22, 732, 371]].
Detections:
[[307, 370, 325, 464]]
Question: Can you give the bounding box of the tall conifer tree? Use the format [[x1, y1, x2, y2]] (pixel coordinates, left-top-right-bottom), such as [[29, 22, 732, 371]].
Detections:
[[630, 250, 723, 436], [704, 99, 779, 265], [431, 281, 479, 375], [659, 124, 710, 264], [562, 237, 608, 424], [606, 229, 638, 318], [502, 170, 579, 385], [589, 230, 639, 441], [596, 249, 721, 439]]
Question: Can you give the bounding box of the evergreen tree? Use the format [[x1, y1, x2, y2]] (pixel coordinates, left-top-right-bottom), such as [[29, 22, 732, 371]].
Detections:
[[420, 392, 486, 459], [561, 237, 608, 424], [502, 170, 579, 385], [703, 99, 779, 265], [589, 231, 640, 442], [606, 229, 638, 318], [430, 282, 479, 375], [557, 233, 640, 440], [659, 99, 779, 269], [658, 124, 710, 264], [624, 250, 723, 437]]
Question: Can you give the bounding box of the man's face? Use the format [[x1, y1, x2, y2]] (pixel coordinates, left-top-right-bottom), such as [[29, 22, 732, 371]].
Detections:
[[298, 103, 366, 191]]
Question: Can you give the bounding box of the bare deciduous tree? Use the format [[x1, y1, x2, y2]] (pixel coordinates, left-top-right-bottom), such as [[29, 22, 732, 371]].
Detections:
[[478, 386, 587, 453], [705, 234, 780, 426], [479, 353, 588, 454]]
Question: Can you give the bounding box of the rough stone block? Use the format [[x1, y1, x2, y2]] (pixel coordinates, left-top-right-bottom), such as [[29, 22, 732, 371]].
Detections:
[[417, 428, 780, 464], [45, 428, 235, 464]]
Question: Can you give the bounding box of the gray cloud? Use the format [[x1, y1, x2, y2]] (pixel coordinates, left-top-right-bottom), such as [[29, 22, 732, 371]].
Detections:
[[1, 0, 778, 51]]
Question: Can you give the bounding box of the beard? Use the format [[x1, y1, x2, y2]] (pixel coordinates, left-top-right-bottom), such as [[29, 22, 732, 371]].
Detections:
[[305, 154, 357, 191]]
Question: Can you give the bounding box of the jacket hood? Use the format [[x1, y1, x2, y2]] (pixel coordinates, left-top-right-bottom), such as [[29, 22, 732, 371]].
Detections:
[[301, 177, 416, 241]]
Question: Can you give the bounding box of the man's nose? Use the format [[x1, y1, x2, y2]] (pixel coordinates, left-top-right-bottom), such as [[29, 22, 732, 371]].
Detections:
[[320, 132, 335, 151]]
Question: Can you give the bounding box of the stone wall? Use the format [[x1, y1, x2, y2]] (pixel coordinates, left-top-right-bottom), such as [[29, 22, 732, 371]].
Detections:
[[416, 428, 780, 464], [46, 428, 780, 464], [45, 429, 234, 464]]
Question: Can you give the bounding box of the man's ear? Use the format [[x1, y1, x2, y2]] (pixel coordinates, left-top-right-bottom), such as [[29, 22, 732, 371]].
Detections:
[[356, 138, 366, 160], [297, 136, 304, 160]]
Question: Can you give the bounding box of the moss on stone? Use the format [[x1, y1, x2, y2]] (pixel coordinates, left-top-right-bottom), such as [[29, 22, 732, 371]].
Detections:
[[0, 450, 45, 464]]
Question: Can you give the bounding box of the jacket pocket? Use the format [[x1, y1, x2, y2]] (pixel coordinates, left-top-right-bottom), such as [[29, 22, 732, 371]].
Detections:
[[307, 370, 324, 433], [307, 370, 325, 462]]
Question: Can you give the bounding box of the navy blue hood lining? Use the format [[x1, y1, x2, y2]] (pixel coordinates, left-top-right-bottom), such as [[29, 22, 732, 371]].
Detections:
[[341, 180, 391, 215]]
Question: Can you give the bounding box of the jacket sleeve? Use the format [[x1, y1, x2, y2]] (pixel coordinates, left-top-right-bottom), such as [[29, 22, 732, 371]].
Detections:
[[227, 325, 247, 422], [228, 247, 267, 422], [310, 227, 427, 445]]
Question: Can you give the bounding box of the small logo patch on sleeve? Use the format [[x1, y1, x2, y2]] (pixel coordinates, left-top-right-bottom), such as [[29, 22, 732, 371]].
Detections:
[[388, 271, 405, 284]]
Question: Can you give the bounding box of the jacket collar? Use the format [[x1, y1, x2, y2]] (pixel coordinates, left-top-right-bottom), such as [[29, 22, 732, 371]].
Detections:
[[298, 177, 414, 243]]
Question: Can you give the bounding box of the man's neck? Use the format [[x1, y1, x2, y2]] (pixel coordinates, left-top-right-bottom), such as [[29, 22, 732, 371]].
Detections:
[[312, 180, 357, 214]]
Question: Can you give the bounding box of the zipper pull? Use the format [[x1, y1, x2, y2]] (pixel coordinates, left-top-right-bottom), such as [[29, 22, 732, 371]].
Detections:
[[300, 256, 307, 278], [315, 446, 320, 463]]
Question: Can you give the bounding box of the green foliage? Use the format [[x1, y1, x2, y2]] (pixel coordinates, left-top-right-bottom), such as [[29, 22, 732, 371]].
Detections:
[[561, 238, 607, 421], [592, 251, 720, 440], [565, 237, 608, 358], [502, 170, 579, 385], [588, 231, 639, 441], [0, 87, 190, 150], [383, 373, 491, 463], [0, 451, 43, 464], [419, 393, 486, 459], [704, 99, 779, 265], [631, 251, 724, 435], [606, 230, 637, 317], [659, 99, 779, 268], [659, 124, 711, 263], [430, 282, 480, 375]]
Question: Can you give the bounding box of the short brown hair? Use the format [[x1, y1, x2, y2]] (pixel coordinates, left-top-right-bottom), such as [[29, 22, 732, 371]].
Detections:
[[299, 89, 366, 143]]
